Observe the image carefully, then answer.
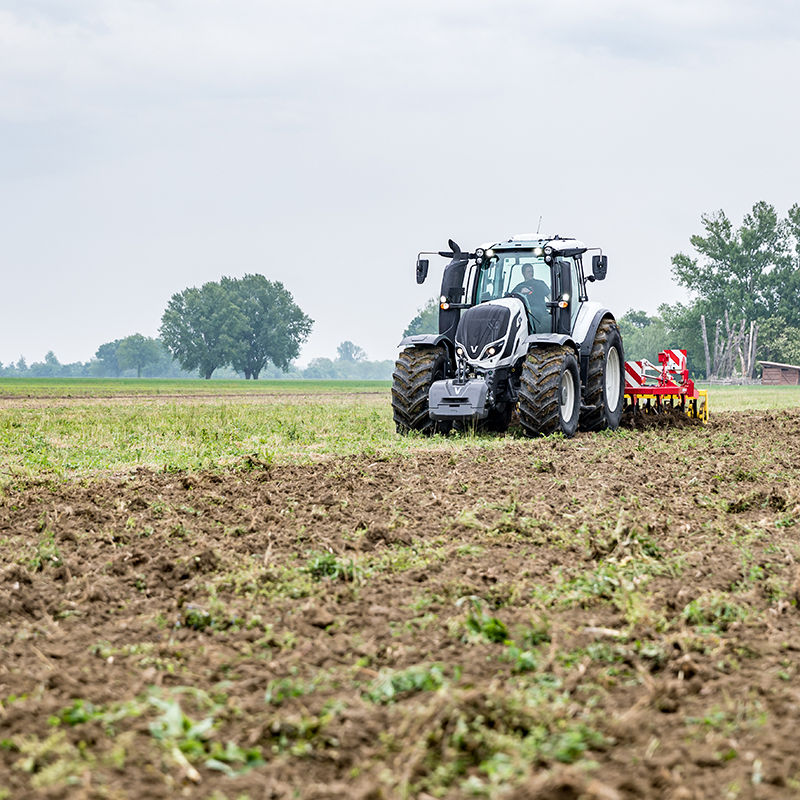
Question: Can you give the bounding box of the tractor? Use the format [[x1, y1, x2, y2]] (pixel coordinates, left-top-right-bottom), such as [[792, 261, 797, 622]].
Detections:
[[391, 233, 626, 437]]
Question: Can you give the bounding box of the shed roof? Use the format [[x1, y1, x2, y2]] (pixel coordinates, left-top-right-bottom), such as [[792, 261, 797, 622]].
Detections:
[[758, 361, 800, 370]]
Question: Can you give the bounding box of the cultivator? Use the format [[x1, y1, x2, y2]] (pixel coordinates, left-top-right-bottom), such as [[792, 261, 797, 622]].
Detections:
[[624, 349, 708, 422]]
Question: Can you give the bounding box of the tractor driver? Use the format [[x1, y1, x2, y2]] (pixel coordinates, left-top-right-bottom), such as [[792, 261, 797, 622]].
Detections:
[[512, 263, 550, 332]]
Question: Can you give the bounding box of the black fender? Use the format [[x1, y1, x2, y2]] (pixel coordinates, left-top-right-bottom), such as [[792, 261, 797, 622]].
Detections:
[[523, 333, 578, 352], [578, 310, 617, 385], [397, 334, 455, 367]]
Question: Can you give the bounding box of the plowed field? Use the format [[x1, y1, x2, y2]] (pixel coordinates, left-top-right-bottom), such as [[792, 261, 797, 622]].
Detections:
[[2, 410, 800, 799]]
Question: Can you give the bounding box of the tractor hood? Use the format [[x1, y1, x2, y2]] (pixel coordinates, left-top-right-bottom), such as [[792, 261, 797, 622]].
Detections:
[[455, 297, 527, 367]]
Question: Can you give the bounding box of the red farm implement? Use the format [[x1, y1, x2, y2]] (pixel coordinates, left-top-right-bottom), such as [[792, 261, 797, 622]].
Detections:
[[624, 349, 708, 422]]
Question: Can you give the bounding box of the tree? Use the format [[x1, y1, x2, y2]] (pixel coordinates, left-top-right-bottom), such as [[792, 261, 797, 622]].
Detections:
[[618, 310, 673, 365], [160, 281, 249, 379], [29, 351, 61, 377], [757, 318, 800, 366], [663, 201, 800, 378], [117, 334, 163, 378], [94, 340, 123, 377], [669, 201, 792, 325], [403, 298, 439, 337], [302, 357, 337, 379], [222, 275, 313, 379], [336, 341, 366, 362]]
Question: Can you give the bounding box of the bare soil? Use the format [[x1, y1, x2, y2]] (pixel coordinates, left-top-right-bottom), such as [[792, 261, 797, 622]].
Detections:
[[2, 410, 800, 799]]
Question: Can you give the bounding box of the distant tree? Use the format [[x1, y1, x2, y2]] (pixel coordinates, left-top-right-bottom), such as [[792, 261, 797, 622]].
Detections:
[[618, 310, 674, 365], [117, 334, 163, 378], [403, 298, 439, 337], [336, 341, 366, 362], [29, 351, 61, 378], [668, 201, 794, 326], [94, 340, 123, 377], [222, 275, 313, 379], [302, 357, 337, 379], [16, 356, 27, 373], [756, 318, 800, 366], [662, 201, 800, 378], [619, 310, 654, 331], [160, 281, 249, 379]]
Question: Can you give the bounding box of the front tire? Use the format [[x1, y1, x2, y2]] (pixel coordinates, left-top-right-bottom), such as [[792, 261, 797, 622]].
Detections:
[[391, 346, 450, 435], [518, 346, 581, 437], [579, 319, 625, 432]]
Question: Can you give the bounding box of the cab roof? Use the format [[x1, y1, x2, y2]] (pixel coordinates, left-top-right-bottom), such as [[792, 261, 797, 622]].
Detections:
[[482, 235, 587, 255]]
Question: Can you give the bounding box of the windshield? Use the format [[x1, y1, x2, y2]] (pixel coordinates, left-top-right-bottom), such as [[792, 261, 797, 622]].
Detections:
[[476, 252, 553, 333]]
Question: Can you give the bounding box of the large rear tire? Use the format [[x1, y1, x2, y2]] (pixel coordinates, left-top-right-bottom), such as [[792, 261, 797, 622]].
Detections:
[[579, 319, 625, 432], [391, 346, 450, 435], [518, 346, 581, 437]]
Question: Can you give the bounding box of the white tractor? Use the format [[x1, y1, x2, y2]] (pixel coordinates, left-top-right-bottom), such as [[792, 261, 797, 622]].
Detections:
[[392, 234, 625, 437]]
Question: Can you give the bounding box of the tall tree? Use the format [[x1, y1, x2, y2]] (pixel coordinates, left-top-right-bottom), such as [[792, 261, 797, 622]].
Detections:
[[617, 309, 674, 364], [223, 275, 312, 379], [160, 281, 249, 379], [94, 340, 123, 377], [336, 341, 366, 362], [30, 351, 62, 377], [669, 202, 792, 324], [403, 297, 439, 337], [663, 201, 800, 377], [117, 334, 163, 378]]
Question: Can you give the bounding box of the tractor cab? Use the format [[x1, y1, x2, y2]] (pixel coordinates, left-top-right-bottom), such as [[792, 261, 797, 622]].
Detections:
[[476, 252, 556, 334], [470, 237, 593, 339]]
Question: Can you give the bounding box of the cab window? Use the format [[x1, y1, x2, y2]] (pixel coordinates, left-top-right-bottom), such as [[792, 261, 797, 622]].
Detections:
[[475, 253, 553, 333]]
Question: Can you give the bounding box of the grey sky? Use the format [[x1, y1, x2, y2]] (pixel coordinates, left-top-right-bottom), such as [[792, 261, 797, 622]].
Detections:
[[2, 0, 799, 367]]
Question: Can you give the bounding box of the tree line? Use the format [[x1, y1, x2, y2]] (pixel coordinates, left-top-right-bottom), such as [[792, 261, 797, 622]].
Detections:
[[1, 274, 393, 380], [0, 337, 393, 380]]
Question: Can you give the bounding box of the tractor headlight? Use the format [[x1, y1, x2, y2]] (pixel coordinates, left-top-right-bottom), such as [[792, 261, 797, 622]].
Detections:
[[475, 248, 484, 260], [487, 346, 497, 356], [562, 293, 570, 302], [456, 347, 464, 358], [544, 245, 553, 255], [485, 249, 494, 258], [533, 246, 543, 256]]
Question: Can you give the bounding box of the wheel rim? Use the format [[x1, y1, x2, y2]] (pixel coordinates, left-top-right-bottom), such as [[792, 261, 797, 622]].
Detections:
[[605, 347, 621, 412], [560, 368, 576, 421]]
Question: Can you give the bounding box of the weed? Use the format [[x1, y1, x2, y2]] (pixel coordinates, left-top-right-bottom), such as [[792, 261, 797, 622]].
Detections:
[[147, 688, 264, 775], [264, 677, 316, 706], [27, 528, 62, 571], [304, 551, 355, 582], [682, 594, 747, 632], [180, 603, 245, 632], [458, 597, 510, 644], [366, 663, 449, 704]]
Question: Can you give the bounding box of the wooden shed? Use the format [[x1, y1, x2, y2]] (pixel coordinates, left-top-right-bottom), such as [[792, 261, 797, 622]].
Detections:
[[760, 361, 800, 385]]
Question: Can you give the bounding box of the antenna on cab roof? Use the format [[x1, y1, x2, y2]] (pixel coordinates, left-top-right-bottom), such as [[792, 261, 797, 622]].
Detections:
[[536, 216, 543, 235]]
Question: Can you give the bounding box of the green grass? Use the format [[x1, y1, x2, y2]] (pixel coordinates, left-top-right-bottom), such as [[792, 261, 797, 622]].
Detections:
[[0, 378, 391, 398], [696, 384, 800, 411], [0, 381, 798, 483], [0, 396, 393, 478]]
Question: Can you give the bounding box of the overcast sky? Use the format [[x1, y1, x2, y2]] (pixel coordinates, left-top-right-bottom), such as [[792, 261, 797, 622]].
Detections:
[[2, 0, 799, 367]]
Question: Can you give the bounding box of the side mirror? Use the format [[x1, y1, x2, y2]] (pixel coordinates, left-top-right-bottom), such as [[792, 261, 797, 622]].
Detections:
[[416, 258, 429, 284], [591, 255, 608, 281]]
